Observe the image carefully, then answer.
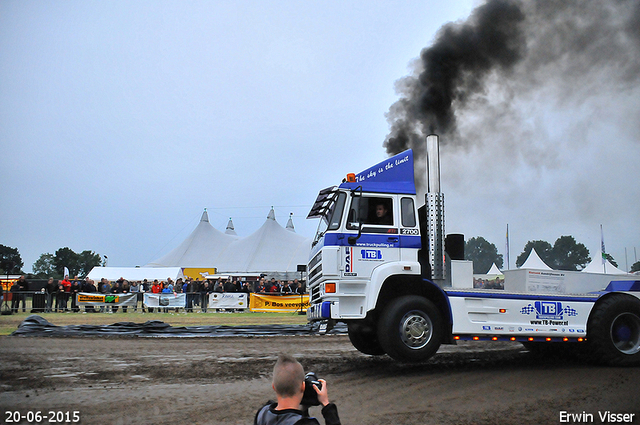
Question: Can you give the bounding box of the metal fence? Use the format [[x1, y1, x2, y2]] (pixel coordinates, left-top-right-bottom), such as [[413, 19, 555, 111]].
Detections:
[[1, 291, 303, 313]]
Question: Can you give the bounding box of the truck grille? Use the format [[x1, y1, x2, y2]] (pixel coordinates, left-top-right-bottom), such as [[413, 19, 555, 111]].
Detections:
[[308, 251, 323, 286], [309, 263, 322, 284], [311, 285, 321, 303]]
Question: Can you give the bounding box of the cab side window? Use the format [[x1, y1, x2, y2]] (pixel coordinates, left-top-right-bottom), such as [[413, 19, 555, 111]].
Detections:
[[401, 197, 416, 227], [367, 197, 393, 225], [347, 196, 393, 229]]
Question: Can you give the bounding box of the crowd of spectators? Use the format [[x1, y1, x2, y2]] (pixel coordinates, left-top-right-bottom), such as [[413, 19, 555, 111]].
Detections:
[[4, 275, 306, 313], [472, 276, 505, 290]]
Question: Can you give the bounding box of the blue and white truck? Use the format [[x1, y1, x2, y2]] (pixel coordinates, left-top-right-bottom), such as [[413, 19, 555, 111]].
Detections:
[[305, 134, 640, 365]]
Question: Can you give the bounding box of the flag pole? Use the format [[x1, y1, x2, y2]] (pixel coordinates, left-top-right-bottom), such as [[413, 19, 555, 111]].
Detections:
[[600, 224, 607, 274], [505, 224, 510, 270]]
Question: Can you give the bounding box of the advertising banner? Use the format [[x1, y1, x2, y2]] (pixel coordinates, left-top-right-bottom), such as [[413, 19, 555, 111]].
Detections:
[[208, 292, 248, 310], [76, 292, 138, 306], [526, 270, 566, 294], [144, 293, 186, 308], [249, 294, 309, 313]]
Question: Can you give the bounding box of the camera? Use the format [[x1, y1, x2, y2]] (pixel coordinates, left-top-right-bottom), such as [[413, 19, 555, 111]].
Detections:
[[301, 372, 322, 406]]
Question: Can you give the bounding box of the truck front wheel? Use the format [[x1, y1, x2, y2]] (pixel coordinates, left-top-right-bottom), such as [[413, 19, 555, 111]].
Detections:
[[377, 296, 443, 362], [588, 294, 640, 366]]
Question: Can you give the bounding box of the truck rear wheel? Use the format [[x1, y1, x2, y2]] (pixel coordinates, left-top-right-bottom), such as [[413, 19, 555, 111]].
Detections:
[[588, 294, 640, 366], [377, 296, 443, 362], [348, 322, 386, 355]]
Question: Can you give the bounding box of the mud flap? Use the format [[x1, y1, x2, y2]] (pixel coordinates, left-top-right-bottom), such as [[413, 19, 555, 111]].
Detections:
[[318, 320, 336, 335]]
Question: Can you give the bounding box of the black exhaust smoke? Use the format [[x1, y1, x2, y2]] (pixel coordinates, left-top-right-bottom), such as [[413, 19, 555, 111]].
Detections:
[[384, 0, 640, 195], [384, 0, 526, 157]]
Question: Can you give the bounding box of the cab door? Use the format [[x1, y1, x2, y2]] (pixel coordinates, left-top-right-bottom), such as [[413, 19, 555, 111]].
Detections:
[[399, 196, 421, 261], [343, 194, 400, 279]]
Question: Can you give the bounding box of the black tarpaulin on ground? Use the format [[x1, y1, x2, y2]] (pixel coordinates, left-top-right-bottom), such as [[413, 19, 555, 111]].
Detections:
[[11, 315, 348, 337]]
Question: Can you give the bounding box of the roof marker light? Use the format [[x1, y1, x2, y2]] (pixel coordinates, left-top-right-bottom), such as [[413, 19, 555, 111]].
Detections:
[[346, 173, 356, 183], [499, 309, 507, 313]]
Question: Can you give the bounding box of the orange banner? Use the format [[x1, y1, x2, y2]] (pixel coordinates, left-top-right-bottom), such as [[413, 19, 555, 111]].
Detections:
[[249, 294, 309, 312]]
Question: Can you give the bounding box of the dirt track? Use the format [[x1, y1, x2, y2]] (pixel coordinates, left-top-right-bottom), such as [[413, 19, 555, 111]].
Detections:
[[1, 335, 639, 425]]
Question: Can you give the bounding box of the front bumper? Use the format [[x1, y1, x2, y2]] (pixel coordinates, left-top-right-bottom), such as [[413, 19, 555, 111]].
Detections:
[[307, 301, 335, 321]]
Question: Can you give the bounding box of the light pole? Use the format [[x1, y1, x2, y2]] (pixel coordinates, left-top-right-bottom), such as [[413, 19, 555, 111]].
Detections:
[[1, 261, 14, 315]]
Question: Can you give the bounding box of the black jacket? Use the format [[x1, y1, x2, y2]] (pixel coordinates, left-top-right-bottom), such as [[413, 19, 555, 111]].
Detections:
[[46, 281, 58, 294], [254, 402, 340, 425]]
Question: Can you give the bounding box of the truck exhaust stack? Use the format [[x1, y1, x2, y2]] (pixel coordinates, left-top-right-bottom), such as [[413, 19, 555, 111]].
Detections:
[[427, 134, 441, 193], [426, 134, 445, 281]]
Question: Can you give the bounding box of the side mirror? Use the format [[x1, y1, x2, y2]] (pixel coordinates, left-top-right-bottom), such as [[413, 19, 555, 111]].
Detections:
[[348, 222, 363, 245]]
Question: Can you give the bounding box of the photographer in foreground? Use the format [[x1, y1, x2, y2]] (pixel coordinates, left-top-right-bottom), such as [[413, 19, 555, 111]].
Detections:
[[255, 354, 341, 425]]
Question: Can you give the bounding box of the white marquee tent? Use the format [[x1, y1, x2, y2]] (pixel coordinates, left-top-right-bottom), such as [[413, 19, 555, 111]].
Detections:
[[146, 208, 311, 277], [582, 249, 628, 274], [214, 208, 311, 274], [146, 210, 236, 268]]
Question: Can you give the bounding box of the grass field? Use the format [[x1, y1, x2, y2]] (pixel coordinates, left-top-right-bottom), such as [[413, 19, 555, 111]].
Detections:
[[0, 309, 309, 336]]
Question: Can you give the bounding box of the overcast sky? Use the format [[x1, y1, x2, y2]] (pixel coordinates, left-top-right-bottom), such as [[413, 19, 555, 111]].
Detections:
[[1, 0, 639, 273]]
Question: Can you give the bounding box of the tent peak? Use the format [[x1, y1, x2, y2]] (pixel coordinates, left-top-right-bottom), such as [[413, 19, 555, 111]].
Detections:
[[225, 217, 237, 236], [486, 263, 502, 274], [200, 209, 209, 223], [519, 248, 552, 270], [267, 207, 276, 221], [286, 213, 295, 232]]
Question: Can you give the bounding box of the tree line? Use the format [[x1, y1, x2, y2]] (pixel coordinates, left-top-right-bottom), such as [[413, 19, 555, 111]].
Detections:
[[0, 245, 103, 279], [465, 235, 639, 274]]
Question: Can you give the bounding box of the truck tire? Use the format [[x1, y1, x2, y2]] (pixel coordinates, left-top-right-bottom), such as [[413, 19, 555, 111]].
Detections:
[[348, 323, 386, 355], [377, 296, 443, 362], [587, 294, 640, 366]]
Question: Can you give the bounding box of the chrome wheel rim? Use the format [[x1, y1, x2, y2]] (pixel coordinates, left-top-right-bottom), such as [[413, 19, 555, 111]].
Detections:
[[399, 310, 432, 350], [610, 312, 640, 355]]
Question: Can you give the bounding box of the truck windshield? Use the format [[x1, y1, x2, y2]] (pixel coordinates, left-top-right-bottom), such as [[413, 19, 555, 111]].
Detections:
[[313, 191, 346, 244]]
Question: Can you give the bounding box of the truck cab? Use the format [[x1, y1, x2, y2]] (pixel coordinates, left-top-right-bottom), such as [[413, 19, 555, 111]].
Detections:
[[307, 151, 424, 312], [307, 149, 449, 360]]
